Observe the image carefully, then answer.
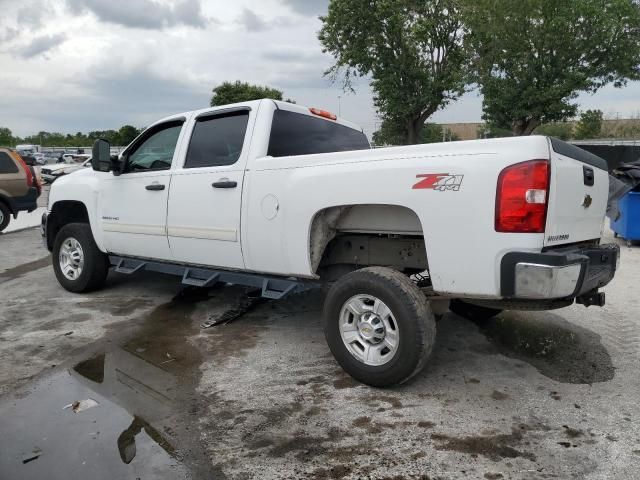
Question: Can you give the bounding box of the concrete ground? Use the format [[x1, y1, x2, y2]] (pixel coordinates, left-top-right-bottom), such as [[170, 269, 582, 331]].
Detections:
[[0, 226, 639, 480]]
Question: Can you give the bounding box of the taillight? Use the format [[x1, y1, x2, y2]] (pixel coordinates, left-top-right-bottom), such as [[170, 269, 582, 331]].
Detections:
[[495, 160, 550, 233], [10, 151, 34, 188]]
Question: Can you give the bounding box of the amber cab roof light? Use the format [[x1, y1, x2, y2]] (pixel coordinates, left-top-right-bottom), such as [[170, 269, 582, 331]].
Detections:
[[309, 107, 337, 121]]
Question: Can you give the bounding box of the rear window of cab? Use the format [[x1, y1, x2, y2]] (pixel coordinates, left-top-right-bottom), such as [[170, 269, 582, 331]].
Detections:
[[267, 109, 370, 157]]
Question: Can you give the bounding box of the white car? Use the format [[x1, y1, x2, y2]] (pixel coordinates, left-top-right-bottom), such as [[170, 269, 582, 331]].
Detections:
[[42, 99, 619, 387], [40, 158, 91, 183], [32, 153, 47, 165]]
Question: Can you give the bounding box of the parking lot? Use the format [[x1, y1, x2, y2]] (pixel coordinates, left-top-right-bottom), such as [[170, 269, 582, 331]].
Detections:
[[0, 223, 639, 479]]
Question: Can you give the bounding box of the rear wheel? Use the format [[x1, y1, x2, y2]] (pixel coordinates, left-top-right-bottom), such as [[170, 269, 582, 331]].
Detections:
[[52, 223, 109, 292], [0, 203, 10, 232], [324, 267, 436, 387]]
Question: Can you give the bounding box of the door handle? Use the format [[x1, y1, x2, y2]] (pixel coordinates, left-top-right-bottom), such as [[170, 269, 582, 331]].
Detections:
[[212, 180, 237, 189], [145, 184, 165, 191], [583, 165, 594, 186]]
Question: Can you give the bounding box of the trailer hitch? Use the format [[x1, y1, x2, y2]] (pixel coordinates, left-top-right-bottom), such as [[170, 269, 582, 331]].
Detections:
[[576, 290, 606, 308]]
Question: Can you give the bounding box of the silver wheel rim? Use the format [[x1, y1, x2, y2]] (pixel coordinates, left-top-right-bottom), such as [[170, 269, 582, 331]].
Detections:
[[59, 237, 84, 280], [339, 294, 399, 366], [0, 208, 4, 226]]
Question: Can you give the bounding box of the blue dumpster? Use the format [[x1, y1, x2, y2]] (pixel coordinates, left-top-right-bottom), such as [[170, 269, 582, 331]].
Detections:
[[611, 191, 640, 245]]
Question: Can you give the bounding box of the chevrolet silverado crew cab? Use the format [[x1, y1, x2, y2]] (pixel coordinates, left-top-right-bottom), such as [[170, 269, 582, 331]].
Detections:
[[42, 99, 619, 387]]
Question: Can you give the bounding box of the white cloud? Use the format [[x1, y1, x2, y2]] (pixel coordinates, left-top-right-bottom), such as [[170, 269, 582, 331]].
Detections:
[[65, 0, 209, 30], [16, 33, 66, 58], [235, 8, 293, 32], [0, 0, 639, 140], [236, 8, 268, 32], [280, 0, 329, 16]]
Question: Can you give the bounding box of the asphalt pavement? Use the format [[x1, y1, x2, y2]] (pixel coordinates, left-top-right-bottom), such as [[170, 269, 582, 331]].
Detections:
[[0, 225, 638, 479]]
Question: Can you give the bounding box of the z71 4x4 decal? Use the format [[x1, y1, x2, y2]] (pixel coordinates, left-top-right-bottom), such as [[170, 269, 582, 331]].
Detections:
[[413, 173, 464, 191]]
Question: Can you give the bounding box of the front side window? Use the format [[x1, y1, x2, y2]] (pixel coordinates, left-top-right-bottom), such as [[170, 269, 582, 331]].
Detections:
[[125, 122, 183, 173], [267, 110, 370, 157], [185, 111, 249, 168]]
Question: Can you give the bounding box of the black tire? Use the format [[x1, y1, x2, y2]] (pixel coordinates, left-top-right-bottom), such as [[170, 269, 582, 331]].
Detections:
[[324, 267, 436, 387], [449, 299, 502, 323], [0, 203, 10, 232], [52, 223, 109, 293]]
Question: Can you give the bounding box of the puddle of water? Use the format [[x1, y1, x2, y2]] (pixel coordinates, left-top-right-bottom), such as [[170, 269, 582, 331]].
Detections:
[[474, 312, 615, 384], [0, 284, 268, 480], [0, 362, 187, 480]]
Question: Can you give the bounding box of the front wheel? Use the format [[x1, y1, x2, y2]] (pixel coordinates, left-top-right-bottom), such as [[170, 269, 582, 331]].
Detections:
[[52, 223, 110, 292], [323, 267, 436, 387]]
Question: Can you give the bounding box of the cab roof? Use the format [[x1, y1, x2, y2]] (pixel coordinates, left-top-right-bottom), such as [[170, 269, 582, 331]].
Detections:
[[150, 99, 364, 133]]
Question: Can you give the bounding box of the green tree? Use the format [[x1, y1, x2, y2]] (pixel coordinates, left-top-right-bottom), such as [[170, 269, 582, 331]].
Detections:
[[210, 81, 291, 106], [0, 127, 14, 146], [373, 119, 458, 146], [574, 109, 604, 139], [118, 125, 140, 146], [465, 0, 640, 135], [319, 0, 468, 145], [534, 122, 574, 140]]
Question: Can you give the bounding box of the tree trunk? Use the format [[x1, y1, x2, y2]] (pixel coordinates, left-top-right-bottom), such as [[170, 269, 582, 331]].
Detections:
[[512, 118, 540, 136], [404, 107, 437, 145], [405, 117, 427, 145], [406, 122, 418, 144]]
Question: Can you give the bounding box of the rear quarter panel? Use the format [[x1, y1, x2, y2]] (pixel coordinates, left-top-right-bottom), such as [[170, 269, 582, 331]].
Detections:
[[242, 136, 553, 297]]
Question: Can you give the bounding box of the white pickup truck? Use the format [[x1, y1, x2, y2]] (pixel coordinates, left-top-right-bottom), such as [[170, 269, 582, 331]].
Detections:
[[42, 99, 619, 387]]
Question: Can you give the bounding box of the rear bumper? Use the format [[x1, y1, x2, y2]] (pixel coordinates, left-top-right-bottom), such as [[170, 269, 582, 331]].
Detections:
[[11, 187, 39, 214], [501, 243, 619, 300]]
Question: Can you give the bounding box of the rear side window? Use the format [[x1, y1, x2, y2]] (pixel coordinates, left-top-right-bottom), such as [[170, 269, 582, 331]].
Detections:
[[185, 111, 250, 168], [267, 110, 370, 157], [0, 152, 18, 174]]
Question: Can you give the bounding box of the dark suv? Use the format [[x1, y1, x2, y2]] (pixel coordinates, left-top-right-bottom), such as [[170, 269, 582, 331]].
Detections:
[[0, 148, 41, 232]]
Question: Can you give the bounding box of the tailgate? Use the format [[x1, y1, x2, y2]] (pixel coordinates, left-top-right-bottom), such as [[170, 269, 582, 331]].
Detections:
[[544, 139, 609, 247]]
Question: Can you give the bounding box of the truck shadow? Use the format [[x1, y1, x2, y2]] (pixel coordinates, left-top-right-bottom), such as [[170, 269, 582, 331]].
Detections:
[[447, 310, 615, 384]]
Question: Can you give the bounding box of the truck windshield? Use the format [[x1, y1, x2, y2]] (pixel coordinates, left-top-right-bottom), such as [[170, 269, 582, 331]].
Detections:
[[267, 109, 370, 157]]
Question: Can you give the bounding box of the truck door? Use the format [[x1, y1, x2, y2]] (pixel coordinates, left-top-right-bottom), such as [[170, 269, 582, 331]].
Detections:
[[167, 108, 252, 269], [99, 120, 185, 260]]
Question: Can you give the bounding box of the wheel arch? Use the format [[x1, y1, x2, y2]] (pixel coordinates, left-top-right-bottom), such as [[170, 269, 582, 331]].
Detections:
[[308, 204, 430, 275], [46, 200, 91, 251]]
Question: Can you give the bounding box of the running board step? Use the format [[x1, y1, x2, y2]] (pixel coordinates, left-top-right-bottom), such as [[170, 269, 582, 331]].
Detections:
[[261, 278, 296, 299], [114, 258, 147, 275], [182, 269, 219, 288], [109, 256, 317, 300]]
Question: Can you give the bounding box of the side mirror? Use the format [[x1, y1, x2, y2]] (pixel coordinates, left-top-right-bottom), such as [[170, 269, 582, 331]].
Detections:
[[92, 139, 112, 172]]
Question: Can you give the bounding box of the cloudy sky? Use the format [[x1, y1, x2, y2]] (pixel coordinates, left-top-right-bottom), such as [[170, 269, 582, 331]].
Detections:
[[1, 0, 640, 139]]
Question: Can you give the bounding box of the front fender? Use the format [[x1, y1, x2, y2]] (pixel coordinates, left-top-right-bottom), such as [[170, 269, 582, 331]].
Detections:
[[48, 170, 106, 251]]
